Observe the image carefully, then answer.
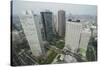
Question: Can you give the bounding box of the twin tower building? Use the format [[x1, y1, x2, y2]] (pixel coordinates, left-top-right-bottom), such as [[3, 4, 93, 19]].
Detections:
[[19, 10, 91, 57]]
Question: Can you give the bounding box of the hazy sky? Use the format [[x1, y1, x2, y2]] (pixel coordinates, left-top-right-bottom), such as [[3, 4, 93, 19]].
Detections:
[[12, 1, 97, 16]]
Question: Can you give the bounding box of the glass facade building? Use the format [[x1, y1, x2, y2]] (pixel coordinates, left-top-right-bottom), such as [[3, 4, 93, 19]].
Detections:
[[41, 11, 54, 42]]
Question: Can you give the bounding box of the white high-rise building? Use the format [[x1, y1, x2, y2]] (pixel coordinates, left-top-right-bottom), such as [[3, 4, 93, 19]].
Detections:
[[79, 28, 91, 57], [19, 10, 45, 57], [65, 22, 82, 53]]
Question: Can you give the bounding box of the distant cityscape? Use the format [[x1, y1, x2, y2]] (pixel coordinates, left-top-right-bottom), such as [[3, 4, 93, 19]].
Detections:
[[11, 1, 97, 66]]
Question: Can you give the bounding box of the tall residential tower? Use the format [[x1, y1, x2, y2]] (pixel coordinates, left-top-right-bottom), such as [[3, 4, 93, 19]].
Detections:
[[58, 10, 66, 37]]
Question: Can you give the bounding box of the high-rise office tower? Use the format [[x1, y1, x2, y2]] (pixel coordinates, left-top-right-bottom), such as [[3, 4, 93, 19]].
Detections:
[[52, 15, 58, 34], [19, 10, 45, 57], [58, 10, 66, 37], [65, 22, 82, 53], [41, 11, 54, 42], [79, 29, 91, 57], [52, 15, 57, 34]]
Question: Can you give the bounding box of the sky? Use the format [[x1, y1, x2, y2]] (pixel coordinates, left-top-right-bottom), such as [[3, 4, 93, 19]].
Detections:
[[12, 1, 97, 16]]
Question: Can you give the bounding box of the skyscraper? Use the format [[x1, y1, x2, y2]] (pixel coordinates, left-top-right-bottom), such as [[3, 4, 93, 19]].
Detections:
[[41, 11, 54, 42], [58, 10, 66, 37], [65, 22, 82, 53], [52, 15, 58, 34], [79, 29, 91, 57], [19, 10, 45, 57]]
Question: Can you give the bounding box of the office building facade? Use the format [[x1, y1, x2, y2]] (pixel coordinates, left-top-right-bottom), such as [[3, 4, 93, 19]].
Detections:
[[41, 11, 54, 42], [58, 10, 66, 37], [19, 10, 45, 57], [65, 22, 82, 53], [79, 29, 91, 57]]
